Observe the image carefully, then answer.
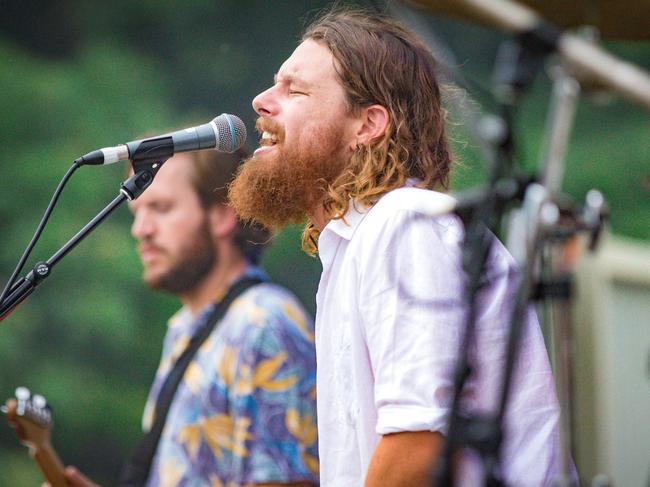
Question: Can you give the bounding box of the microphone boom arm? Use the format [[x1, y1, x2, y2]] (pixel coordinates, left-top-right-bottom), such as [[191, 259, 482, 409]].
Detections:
[[0, 162, 163, 321]]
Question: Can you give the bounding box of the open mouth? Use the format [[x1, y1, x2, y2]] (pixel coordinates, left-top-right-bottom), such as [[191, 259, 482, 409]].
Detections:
[[260, 131, 279, 147]]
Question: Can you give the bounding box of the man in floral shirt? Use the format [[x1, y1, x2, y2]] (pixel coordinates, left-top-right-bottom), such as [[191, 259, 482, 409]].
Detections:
[[59, 148, 318, 487]]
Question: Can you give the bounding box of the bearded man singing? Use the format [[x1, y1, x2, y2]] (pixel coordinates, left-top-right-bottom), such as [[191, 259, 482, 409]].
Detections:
[[230, 9, 562, 487]]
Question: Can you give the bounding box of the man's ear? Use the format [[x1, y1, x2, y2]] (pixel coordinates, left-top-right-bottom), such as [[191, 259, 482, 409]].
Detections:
[[352, 104, 390, 148], [207, 205, 238, 240]]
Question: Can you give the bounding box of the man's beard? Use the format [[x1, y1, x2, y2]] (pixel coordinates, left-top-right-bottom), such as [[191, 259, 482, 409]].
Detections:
[[144, 218, 216, 295], [228, 117, 349, 229]]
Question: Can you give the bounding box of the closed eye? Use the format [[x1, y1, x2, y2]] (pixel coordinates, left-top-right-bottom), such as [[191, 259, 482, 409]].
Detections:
[[152, 202, 173, 213]]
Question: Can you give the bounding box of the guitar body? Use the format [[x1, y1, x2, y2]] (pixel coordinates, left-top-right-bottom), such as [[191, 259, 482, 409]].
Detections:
[[3, 388, 67, 487]]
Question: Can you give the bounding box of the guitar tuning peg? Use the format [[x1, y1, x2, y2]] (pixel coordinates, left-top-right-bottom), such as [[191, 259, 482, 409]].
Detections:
[[15, 387, 31, 401], [32, 394, 47, 409], [15, 387, 31, 416]]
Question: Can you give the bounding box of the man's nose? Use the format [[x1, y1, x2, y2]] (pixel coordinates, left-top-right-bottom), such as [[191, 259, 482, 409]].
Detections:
[[252, 85, 279, 117], [131, 212, 154, 240]]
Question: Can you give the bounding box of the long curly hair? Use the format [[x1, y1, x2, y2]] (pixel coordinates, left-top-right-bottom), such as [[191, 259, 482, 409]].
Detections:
[[300, 8, 453, 254]]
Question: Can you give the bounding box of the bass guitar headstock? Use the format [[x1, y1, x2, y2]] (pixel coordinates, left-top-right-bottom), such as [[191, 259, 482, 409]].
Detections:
[[3, 386, 54, 454], [2, 386, 67, 487]]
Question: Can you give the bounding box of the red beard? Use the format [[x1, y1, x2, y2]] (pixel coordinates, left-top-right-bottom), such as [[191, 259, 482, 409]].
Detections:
[[228, 117, 350, 229]]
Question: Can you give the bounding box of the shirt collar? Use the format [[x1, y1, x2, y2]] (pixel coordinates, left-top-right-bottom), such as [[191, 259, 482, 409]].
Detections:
[[322, 200, 371, 242], [321, 178, 423, 242]]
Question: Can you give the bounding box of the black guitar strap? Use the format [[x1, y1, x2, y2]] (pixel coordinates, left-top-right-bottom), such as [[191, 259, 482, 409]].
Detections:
[[117, 276, 263, 487]]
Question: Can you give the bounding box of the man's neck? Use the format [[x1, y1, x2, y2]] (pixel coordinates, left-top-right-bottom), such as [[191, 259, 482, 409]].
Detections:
[[308, 204, 330, 232], [179, 252, 248, 316]]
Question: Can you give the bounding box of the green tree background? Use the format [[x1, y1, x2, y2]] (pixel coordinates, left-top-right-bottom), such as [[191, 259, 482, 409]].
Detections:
[[0, 1, 648, 485]]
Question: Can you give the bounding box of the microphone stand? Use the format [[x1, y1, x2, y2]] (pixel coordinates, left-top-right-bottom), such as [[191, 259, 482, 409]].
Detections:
[[434, 27, 609, 486], [0, 159, 166, 321], [434, 28, 554, 487]]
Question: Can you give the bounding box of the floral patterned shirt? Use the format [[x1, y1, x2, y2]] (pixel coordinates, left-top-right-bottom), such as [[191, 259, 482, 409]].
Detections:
[[143, 267, 318, 486]]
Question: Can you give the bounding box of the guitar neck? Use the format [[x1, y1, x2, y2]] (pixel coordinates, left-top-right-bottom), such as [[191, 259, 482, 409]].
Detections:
[[31, 441, 67, 487]]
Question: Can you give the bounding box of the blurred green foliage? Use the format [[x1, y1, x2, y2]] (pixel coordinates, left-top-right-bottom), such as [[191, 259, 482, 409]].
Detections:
[[0, 1, 648, 485]]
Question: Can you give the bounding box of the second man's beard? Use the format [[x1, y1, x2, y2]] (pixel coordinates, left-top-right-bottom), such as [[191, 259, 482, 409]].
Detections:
[[228, 118, 350, 230], [144, 218, 216, 295]]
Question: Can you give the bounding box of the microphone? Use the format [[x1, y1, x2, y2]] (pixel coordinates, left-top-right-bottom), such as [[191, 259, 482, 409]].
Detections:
[[75, 113, 247, 166]]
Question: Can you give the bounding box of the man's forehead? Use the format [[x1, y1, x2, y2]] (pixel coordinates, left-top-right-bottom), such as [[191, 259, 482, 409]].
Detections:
[[276, 40, 338, 84], [128, 157, 194, 207]]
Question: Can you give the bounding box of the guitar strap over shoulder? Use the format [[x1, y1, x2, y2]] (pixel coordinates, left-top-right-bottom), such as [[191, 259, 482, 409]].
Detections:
[[117, 276, 263, 487]]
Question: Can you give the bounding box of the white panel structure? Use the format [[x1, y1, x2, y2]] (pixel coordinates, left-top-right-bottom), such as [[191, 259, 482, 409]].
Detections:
[[573, 234, 650, 486]]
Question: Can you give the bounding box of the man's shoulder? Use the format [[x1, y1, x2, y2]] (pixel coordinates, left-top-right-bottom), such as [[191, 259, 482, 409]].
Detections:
[[226, 281, 314, 344], [354, 186, 460, 241], [371, 186, 455, 219], [238, 281, 307, 315]]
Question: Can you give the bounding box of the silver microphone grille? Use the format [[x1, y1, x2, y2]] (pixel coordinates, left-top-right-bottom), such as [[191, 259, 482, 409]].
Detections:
[[212, 113, 247, 152]]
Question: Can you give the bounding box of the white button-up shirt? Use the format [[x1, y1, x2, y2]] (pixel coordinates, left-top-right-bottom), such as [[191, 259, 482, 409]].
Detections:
[[315, 185, 561, 486]]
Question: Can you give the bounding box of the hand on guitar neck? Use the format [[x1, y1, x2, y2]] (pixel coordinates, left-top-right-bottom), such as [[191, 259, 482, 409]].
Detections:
[[3, 387, 100, 487]]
